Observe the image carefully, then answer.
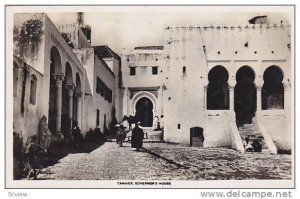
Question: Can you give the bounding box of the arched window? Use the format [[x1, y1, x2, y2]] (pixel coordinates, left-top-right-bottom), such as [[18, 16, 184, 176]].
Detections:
[[29, 74, 37, 105], [262, 65, 284, 110], [207, 66, 229, 110]]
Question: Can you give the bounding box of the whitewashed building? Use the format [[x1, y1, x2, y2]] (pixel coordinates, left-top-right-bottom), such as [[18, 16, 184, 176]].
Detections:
[[122, 16, 292, 153]]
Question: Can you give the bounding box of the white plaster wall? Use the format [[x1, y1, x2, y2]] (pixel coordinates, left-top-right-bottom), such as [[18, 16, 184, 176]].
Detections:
[[13, 13, 46, 75], [260, 111, 291, 150], [13, 61, 44, 142], [163, 25, 291, 148], [163, 28, 207, 145], [122, 49, 163, 88]]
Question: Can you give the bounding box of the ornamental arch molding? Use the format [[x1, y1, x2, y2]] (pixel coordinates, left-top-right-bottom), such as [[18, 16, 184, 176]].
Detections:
[[130, 91, 157, 116]]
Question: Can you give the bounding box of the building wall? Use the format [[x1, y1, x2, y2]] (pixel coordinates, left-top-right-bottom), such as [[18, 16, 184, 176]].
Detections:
[[58, 23, 90, 49], [13, 13, 87, 143], [75, 48, 116, 135], [121, 48, 164, 121], [103, 57, 123, 122], [13, 57, 44, 141], [93, 54, 115, 133], [122, 49, 163, 88], [163, 24, 292, 149]]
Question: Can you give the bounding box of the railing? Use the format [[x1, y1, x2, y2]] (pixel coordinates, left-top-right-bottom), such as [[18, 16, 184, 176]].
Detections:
[[229, 121, 245, 154], [253, 116, 278, 154], [256, 121, 278, 154]]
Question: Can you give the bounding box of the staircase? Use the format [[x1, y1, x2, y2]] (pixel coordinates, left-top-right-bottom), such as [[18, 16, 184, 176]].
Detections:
[[238, 123, 269, 153], [126, 129, 163, 142], [144, 129, 163, 142]]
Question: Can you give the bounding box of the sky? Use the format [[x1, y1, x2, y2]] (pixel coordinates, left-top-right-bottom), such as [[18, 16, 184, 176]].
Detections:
[[46, 6, 291, 54]]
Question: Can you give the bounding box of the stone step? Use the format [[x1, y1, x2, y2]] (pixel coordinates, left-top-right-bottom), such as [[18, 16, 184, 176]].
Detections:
[[239, 127, 256, 131], [126, 130, 163, 142], [145, 131, 163, 141], [239, 126, 268, 150]]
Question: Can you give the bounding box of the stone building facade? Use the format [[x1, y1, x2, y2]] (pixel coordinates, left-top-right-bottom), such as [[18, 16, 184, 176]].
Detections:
[[122, 18, 292, 153], [121, 46, 164, 128], [162, 21, 292, 153], [13, 12, 292, 154], [13, 13, 121, 142]]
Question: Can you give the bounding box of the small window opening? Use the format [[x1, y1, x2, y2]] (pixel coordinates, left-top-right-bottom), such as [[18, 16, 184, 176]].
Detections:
[[29, 75, 37, 105], [96, 109, 100, 126], [152, 66, 158, 75], [129, 67, 136, 76]]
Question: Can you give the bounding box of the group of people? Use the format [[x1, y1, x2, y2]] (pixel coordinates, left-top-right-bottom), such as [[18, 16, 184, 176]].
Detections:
[[243, 137, 263, 152], [116, 116, 144, 151]]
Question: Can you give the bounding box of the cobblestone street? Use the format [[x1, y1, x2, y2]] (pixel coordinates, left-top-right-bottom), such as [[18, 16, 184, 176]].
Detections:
[[39, 142, 292, 180]]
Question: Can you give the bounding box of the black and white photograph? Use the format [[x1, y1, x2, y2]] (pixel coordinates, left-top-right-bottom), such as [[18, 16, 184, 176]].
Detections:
[[5, 5, 294, 189]]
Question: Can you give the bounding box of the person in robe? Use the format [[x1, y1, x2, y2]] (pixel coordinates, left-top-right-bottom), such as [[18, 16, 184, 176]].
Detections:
[[153, 116, 159, 130], [131, 122, 144, 151], [71, 120, 83, 148], [37, 115, 52, 151]]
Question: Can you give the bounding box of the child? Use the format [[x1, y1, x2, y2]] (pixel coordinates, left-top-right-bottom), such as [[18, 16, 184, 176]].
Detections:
[[25, 135, 46, 180]]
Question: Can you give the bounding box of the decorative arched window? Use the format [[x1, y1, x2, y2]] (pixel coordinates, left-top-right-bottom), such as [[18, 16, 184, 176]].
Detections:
[[29, 74, 37, 105], [207, 66, 229, 110], [262, 65, 284, 110]]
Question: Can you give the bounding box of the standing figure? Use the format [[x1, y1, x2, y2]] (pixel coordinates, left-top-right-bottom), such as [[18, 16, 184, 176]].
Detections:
[[25, 135, 45, 180], [131, 122, 144, 151], [38, 115, 52, 151], [153, 116, 159, 130], [71, 120, 83, 148], [160, 115, 164, 130], [116, 123, 127, 147]]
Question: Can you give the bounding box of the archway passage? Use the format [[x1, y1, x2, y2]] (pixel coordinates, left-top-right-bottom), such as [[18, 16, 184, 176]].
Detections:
[[207, 66, 229, 110], [234, 66, 257, 126], [61, 63, 73, 138], [262, 66, 284, 110], [135, 97, 153, 127], [48, 46, 63, 133]]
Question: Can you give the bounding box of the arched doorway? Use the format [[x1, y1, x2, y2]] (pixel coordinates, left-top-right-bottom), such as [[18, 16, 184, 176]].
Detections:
[[135, 97, 153, 127], [262, 65, 284, 110], [61, 62, 73, 137], [48, 46, 62, 133], [207, 65, 229, 110], [234, 66, 256, 126]]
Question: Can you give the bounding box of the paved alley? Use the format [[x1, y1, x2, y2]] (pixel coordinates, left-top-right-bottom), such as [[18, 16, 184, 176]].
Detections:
[[39, 142, 292, 180]]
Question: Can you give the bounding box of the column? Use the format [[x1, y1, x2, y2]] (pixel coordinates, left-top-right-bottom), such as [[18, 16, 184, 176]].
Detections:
[[229, 86, 235, 111], [74, 92, 83, 128], [158, 86, 163, 116], [53, 74, 65, 135], [283, 83, 289, 111], [66, 84, 75, 130], [256, 85, 263, 112], [203, 85, 207, 110]]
